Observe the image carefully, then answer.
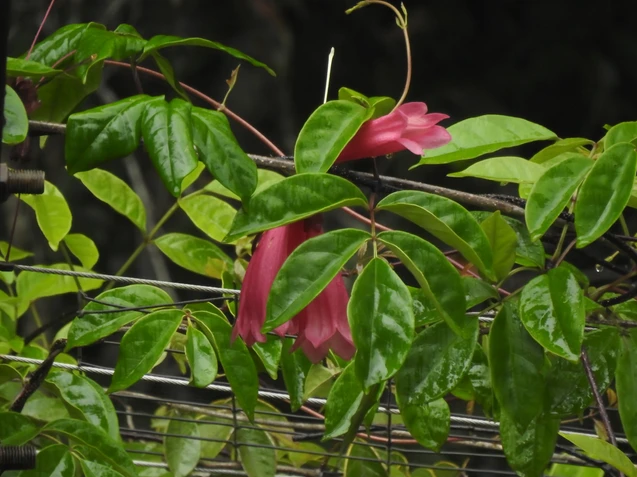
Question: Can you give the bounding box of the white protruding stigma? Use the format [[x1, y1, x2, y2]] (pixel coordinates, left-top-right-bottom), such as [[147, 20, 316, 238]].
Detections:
[[323, 47, 335, 104]]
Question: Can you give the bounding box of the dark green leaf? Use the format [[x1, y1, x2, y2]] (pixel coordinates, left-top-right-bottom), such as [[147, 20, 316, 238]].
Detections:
[[463, 277, 498, 309], [0, 411, 38, 445], [151, 51, 189, 100], [3, 85, 28, 144], [226, 174, 367, 241], [324, 364, 364, 439], [606, 121, 637, 149], [280, 338, 311, 412], [526, 154, 593, 240], [265, 228, 369, 331], [448, 156, 544, 183], [141, 97, 198, 197], [468, 345, 494, 414], [530, 137, 593, 164], [154, 233, 232, 279], [519, 266, 585, 361], [575, 143, 637, 247], [377, 230, 469, 335], [81, 460, 125, 477], [489, 303, 545, 431], [616, 328, 637, 452], [409, 286, 443, 326], [415, 115, 556, 165], [397, 398, 450, 451], [64, 233, 99, 269], [17, 263, 102, 303], [179, 194, 237, 243], [559, 432, 637, 477], [22, 444, 75, 477], [349, 258, 414, 389], [109, 309, 183, 393], [26, 23, 96, 66], [253, 336, 282, 380], [67, 285, 172, 349], [66, 95, 151, 173], [20, 181, 72, 251], [376, 191, 494, 280], [186, 325, 218, 387], [294, 100, 372, 173], [191, 107, 257, 202], [237, 427, 276, 477], [140, 35, 275, 76], [479, 211, 517, 281], [165, 413, 201, 477]]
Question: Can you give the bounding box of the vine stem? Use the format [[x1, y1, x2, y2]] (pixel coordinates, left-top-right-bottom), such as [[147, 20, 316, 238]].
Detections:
[[25, 0, 57, 60], [581, 348, 618, 448]]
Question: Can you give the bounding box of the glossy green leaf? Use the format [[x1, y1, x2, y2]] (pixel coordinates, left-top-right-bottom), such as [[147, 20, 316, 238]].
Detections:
[[559, 432, 637, 477], [0, 411, 38, 444], [519, 266, 585, 361], [226, 174, 367, 241], [409, 286, 442, 326], [64, 233, 99, 269], [377, 230, 469, 335], [349, 258, 414, 389], [140, 35, 275, 76], [191, 107, 257, 202], [416, 115, 556, 165], [26, 23, 96, 66], [23, 444, 75, 477], [467, 345, 494, 414], [253, 336, 282, 380], [324, 364, 364, 439], [43, 419, 136, 477], [343, 443, 386, 477], [397, 397, 450, 451], [616, 328, 637, 452], [154, 233, 232, 279], [205, 169, 285, 200], [295, 100, 371, 173], [186, 325, 218, 387], [479, 211, 517, 281], [396, 320, 477, 406], [606, 121, 637, 149], [165, 413, 201, 477], [75, 169, 147, 233], [463, 277, 498, 309], [575, 142, 637, 247], [20, 181, 71, 251], [141, 97, 198, 197], [67, 285, 172, 349], [192, 310, 258, 420], [179, 194, 237, 243], [489, 303, 545, 431], [265, 229, 369, 331], [65, 95, 151, 173], [376, 191, 494, 280], [81, 460, 126, 477], [448, 156, 544, 183], [151, 51, 189, 100], [500, 411, 560, 477], [3, 85, 28, 144], [109, 309, 183, 393], [280, 338, 311, 412], [181, 162, 205, 193], [530, 137, 593, 164], [237, 427, 276, 477], [526, 154, 593, 240], [17, 263, 102, 303], [47, 369, 119, 441]]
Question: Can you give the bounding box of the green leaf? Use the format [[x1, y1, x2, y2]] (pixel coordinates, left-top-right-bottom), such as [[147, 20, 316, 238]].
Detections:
[[26, 23, 97, 66], [0, 241, 33, 261], [396, 397, 450, 451], [64, 233, 99, 269], [179, 194, 237, 243], [467, 345, 494, 414], [463, 277, 498, 309], [165, 413, 201, 477], [43, 419, 136, 477], [479, 211, 517, 281], [22, 444, 75, 477], [191, 107, 257, 202], [67, 285, 172, 348], [559, 432, 637, 477], [205, 169, 285, 200], [186, 325, 218, 387], [324, 363, 364, 439], [377, 230, 469, 335], [526, 154, 593, 240], [74, 169, 147, 233], [304, 364, 337, 400], [396, 320, 477, 406], [448, 156, 544, 183], [154, 233, 232, 279], [20, 181, 72, 251], [47, 370, 119, 441], [500, 412, 560, 477], [140, 34, 275, 75], [294, 100, 371, 173], [3, 85, 28, 144], [519, 266, 585, 361], [192, 310, 258, 420], [575, 142, 637, 247], [530, 137, 593, 164], [150, 51, 189, 100], [109, 309, 183, 392], [367, 96, 396, 118], [489, 303, 545, 431], [546, 463, 604, 477], [616, 328, 637, 452], [198, 404, 233, 459], [606, 121, 637, 149], [65, 94, 151, 173], [0, 411, 38, 444], [343, 443, 386, 477], [376, 191, 494, 280], [409, 286, 443, 326], [226, 174, 367, 241], [237, 427, 276, 477], [349, 258, 414, 389], [141, 97, 198, 197], [81, 460, 126, 477], [252, 336, 282, 380], [415, 115, 556, 165], [265, 229, 369, 331], [280, 338, 311, 412], [17, 263, 102, 303]]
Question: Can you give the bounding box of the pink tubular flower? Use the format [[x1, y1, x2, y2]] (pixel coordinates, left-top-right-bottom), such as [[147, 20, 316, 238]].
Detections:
[[337, 102, 452, 162], [232, 219, 355, 363]]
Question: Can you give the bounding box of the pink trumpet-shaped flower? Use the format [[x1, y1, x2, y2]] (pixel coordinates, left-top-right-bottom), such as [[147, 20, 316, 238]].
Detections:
[[232, 219, 355, 363], [337, 102, 452, 162]]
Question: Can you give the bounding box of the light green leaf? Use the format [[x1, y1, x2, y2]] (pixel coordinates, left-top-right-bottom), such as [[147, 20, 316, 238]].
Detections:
[[21, 181, 72, 251], [479, 211, 517, 281], [154, 233, 232, 279], [64, 233, 99, 269], [616, 328, 637, 452], [205, 169, 285, 200], [6, 57, 62, 77], [237, 427, 276, 477], [397, 398, 450, 451], [530, 137, 594, 164], [165, 413, 201, 477], [280, 338, 311, 412], [3, 85, 28, 144], [186, 325, 218, 387], [559, 432, 637, 477], [179, 194, 237, 243], [17, 263, 102, 303], [605, 121, 637, 149], [448, 156, 544, 183]]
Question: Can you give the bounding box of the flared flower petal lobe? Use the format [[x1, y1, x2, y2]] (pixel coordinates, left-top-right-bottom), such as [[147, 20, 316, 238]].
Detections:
[[336, 102, 451, 162]]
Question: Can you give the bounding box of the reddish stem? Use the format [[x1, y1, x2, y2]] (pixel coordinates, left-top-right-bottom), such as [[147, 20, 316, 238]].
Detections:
[[26, 0, 57, 60]]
